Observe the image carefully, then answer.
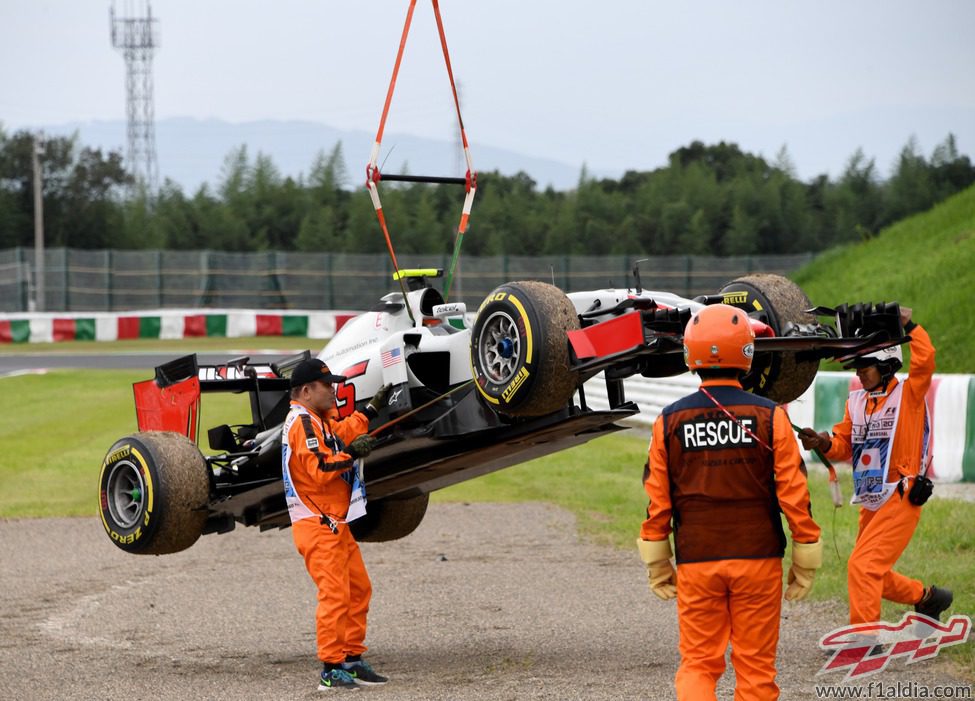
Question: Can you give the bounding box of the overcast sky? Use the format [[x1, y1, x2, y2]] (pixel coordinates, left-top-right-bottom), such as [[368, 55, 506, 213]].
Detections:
[[2, 0, 974, 182]]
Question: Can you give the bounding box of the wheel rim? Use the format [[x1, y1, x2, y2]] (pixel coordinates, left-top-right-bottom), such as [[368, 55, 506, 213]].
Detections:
[[106, 458, 147, 529], [478, 310, 522, 384]]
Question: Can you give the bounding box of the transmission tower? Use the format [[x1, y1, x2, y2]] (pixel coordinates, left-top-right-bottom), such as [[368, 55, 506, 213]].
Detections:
[[110, 1, 160, 194]]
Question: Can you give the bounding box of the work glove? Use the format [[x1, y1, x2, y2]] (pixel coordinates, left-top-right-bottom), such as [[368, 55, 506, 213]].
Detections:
[[346, 435, 375, 460], [637, 538, 677, 601], [798, 428, 831, 453], [785, 540, 822, 602], [367, 383, 392, 415]]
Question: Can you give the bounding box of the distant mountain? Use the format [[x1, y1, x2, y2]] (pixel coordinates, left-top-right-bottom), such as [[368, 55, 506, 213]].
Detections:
[[35, 117, 604, 193], [33, 111, 974, 194]]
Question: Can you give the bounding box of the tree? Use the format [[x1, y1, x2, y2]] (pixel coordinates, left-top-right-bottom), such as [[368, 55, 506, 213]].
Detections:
[[309, 142, 349, 193], [407, 189, 447, 254], [150, 180, 196, 249], [118, 191, 165, 250], [0, 127, 30, 248], [883, 136, 934, 223], [726, 202, 759, 254], [58, 145, 129, 248], [772, 144, 798, 179], [831, 148, 883, 241], [343, 189, 386, 253], [0, 129, 129, 249], [296, 205, 341, 252], [4, 128, 975, 259], [929, 133, 975, 201]]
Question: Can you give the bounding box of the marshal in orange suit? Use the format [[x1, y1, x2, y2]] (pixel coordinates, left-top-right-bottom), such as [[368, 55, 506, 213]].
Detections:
[[639, 305, 821, 701]]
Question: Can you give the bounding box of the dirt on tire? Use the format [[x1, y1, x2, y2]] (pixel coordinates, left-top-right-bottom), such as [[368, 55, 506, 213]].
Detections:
[[99, 431, 209, 555], [510, 280, 581, 417], [723, 273, 820, 403], [471, 280, 580, 417]]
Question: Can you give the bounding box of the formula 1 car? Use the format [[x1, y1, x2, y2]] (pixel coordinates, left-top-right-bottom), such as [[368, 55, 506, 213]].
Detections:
[[98, 268, 906, 555]]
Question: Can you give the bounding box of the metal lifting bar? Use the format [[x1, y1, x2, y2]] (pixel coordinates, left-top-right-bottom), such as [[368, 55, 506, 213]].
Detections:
[[375, 174, 468, 186]]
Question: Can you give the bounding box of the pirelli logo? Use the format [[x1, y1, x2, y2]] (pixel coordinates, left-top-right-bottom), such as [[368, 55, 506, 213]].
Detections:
[[680, 416, 757, 451], [501, 366, 530, 402], [722, 291, 749, 305], [105, 446, 131, 464]]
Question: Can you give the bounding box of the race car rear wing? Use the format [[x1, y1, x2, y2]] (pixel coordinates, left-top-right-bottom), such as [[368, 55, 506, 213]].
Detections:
[[133, 351, 311, 442]]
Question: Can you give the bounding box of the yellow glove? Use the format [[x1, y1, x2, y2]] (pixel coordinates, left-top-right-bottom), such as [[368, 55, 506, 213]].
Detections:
[[637, 538, 677, 601], [785, 540, 822, 602]]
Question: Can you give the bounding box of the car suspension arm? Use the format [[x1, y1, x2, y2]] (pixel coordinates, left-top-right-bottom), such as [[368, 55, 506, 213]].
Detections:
[[368, 380, 474, 437]]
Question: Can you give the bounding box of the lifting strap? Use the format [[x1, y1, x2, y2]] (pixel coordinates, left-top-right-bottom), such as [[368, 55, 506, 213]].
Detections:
[[365, 0, 477, 305]]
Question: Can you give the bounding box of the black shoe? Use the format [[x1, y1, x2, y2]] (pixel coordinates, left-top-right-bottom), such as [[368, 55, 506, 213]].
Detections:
[[319, 666, 360, 691], [342, 659, 388, 686], [915, 585, 953, 621]]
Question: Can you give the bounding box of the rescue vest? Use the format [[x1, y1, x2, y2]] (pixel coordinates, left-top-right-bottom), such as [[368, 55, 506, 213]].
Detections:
[[282, 406, 321, 524], [849, 382, 931, 511], [662, 386, 785, 564], [281, 404, 367, 525]]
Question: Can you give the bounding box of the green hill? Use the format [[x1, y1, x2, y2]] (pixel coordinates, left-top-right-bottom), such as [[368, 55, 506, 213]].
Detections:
[[793, 183, 975, 373]]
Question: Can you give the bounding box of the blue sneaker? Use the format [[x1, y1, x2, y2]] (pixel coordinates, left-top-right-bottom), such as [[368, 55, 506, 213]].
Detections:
[[318, 666, 360, 691], [342, 658, 388, 686]]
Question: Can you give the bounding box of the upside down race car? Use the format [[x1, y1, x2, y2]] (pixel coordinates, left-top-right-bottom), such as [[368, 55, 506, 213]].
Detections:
[[98, 268, 906, 555]]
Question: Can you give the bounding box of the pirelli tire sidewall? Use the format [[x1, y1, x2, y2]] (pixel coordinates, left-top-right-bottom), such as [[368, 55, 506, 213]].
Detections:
[[719, 274, 818, 404], [470, 281, 579, 417], [98, 431, 209, 555]]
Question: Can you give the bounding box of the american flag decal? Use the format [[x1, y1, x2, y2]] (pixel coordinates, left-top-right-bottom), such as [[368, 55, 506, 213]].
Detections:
[[381, 347, 403, 368]]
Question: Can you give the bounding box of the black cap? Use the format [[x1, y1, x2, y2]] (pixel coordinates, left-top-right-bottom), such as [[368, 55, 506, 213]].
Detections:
[[289, 358, 346, 388]]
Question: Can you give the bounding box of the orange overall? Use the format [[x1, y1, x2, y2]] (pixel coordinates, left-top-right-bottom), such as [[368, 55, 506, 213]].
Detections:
[[642, 379, 820, 701], [823, 325, 935, 624], [284, 400, 372, 664]]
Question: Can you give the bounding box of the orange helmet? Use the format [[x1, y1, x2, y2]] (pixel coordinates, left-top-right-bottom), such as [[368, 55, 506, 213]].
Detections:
[[683, 304, 755, 372]]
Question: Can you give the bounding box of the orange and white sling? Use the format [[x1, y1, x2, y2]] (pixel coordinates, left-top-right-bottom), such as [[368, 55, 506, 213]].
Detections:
[[365, 0, 477, 304]]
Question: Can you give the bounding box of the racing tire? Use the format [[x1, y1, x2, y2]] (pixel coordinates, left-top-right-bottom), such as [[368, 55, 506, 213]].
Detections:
[[719, 274, 819, 404], [350, 493, 429, 543], [470, 281, 580, 417], [98, 431, 210, 555]]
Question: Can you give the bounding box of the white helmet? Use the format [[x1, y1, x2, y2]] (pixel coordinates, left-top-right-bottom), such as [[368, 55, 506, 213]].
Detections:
[[842, 344, 903, 372]]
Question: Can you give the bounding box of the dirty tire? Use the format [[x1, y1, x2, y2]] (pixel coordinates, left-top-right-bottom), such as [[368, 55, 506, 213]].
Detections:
[[470, 280, 580, 417], [719, 274, 819, 403], [98, 431, 209, 555], [350, 493, 430, 543]]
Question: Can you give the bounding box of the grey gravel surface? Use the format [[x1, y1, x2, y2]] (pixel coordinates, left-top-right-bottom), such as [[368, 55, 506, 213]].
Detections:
[[1, 502, 971, 700]]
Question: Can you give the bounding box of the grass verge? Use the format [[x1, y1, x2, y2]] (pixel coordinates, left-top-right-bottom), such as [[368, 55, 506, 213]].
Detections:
[[0, 369, 256, 517]]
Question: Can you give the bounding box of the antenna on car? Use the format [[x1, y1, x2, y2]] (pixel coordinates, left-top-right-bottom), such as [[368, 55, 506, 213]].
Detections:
[[632, 259, 648, 295]]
